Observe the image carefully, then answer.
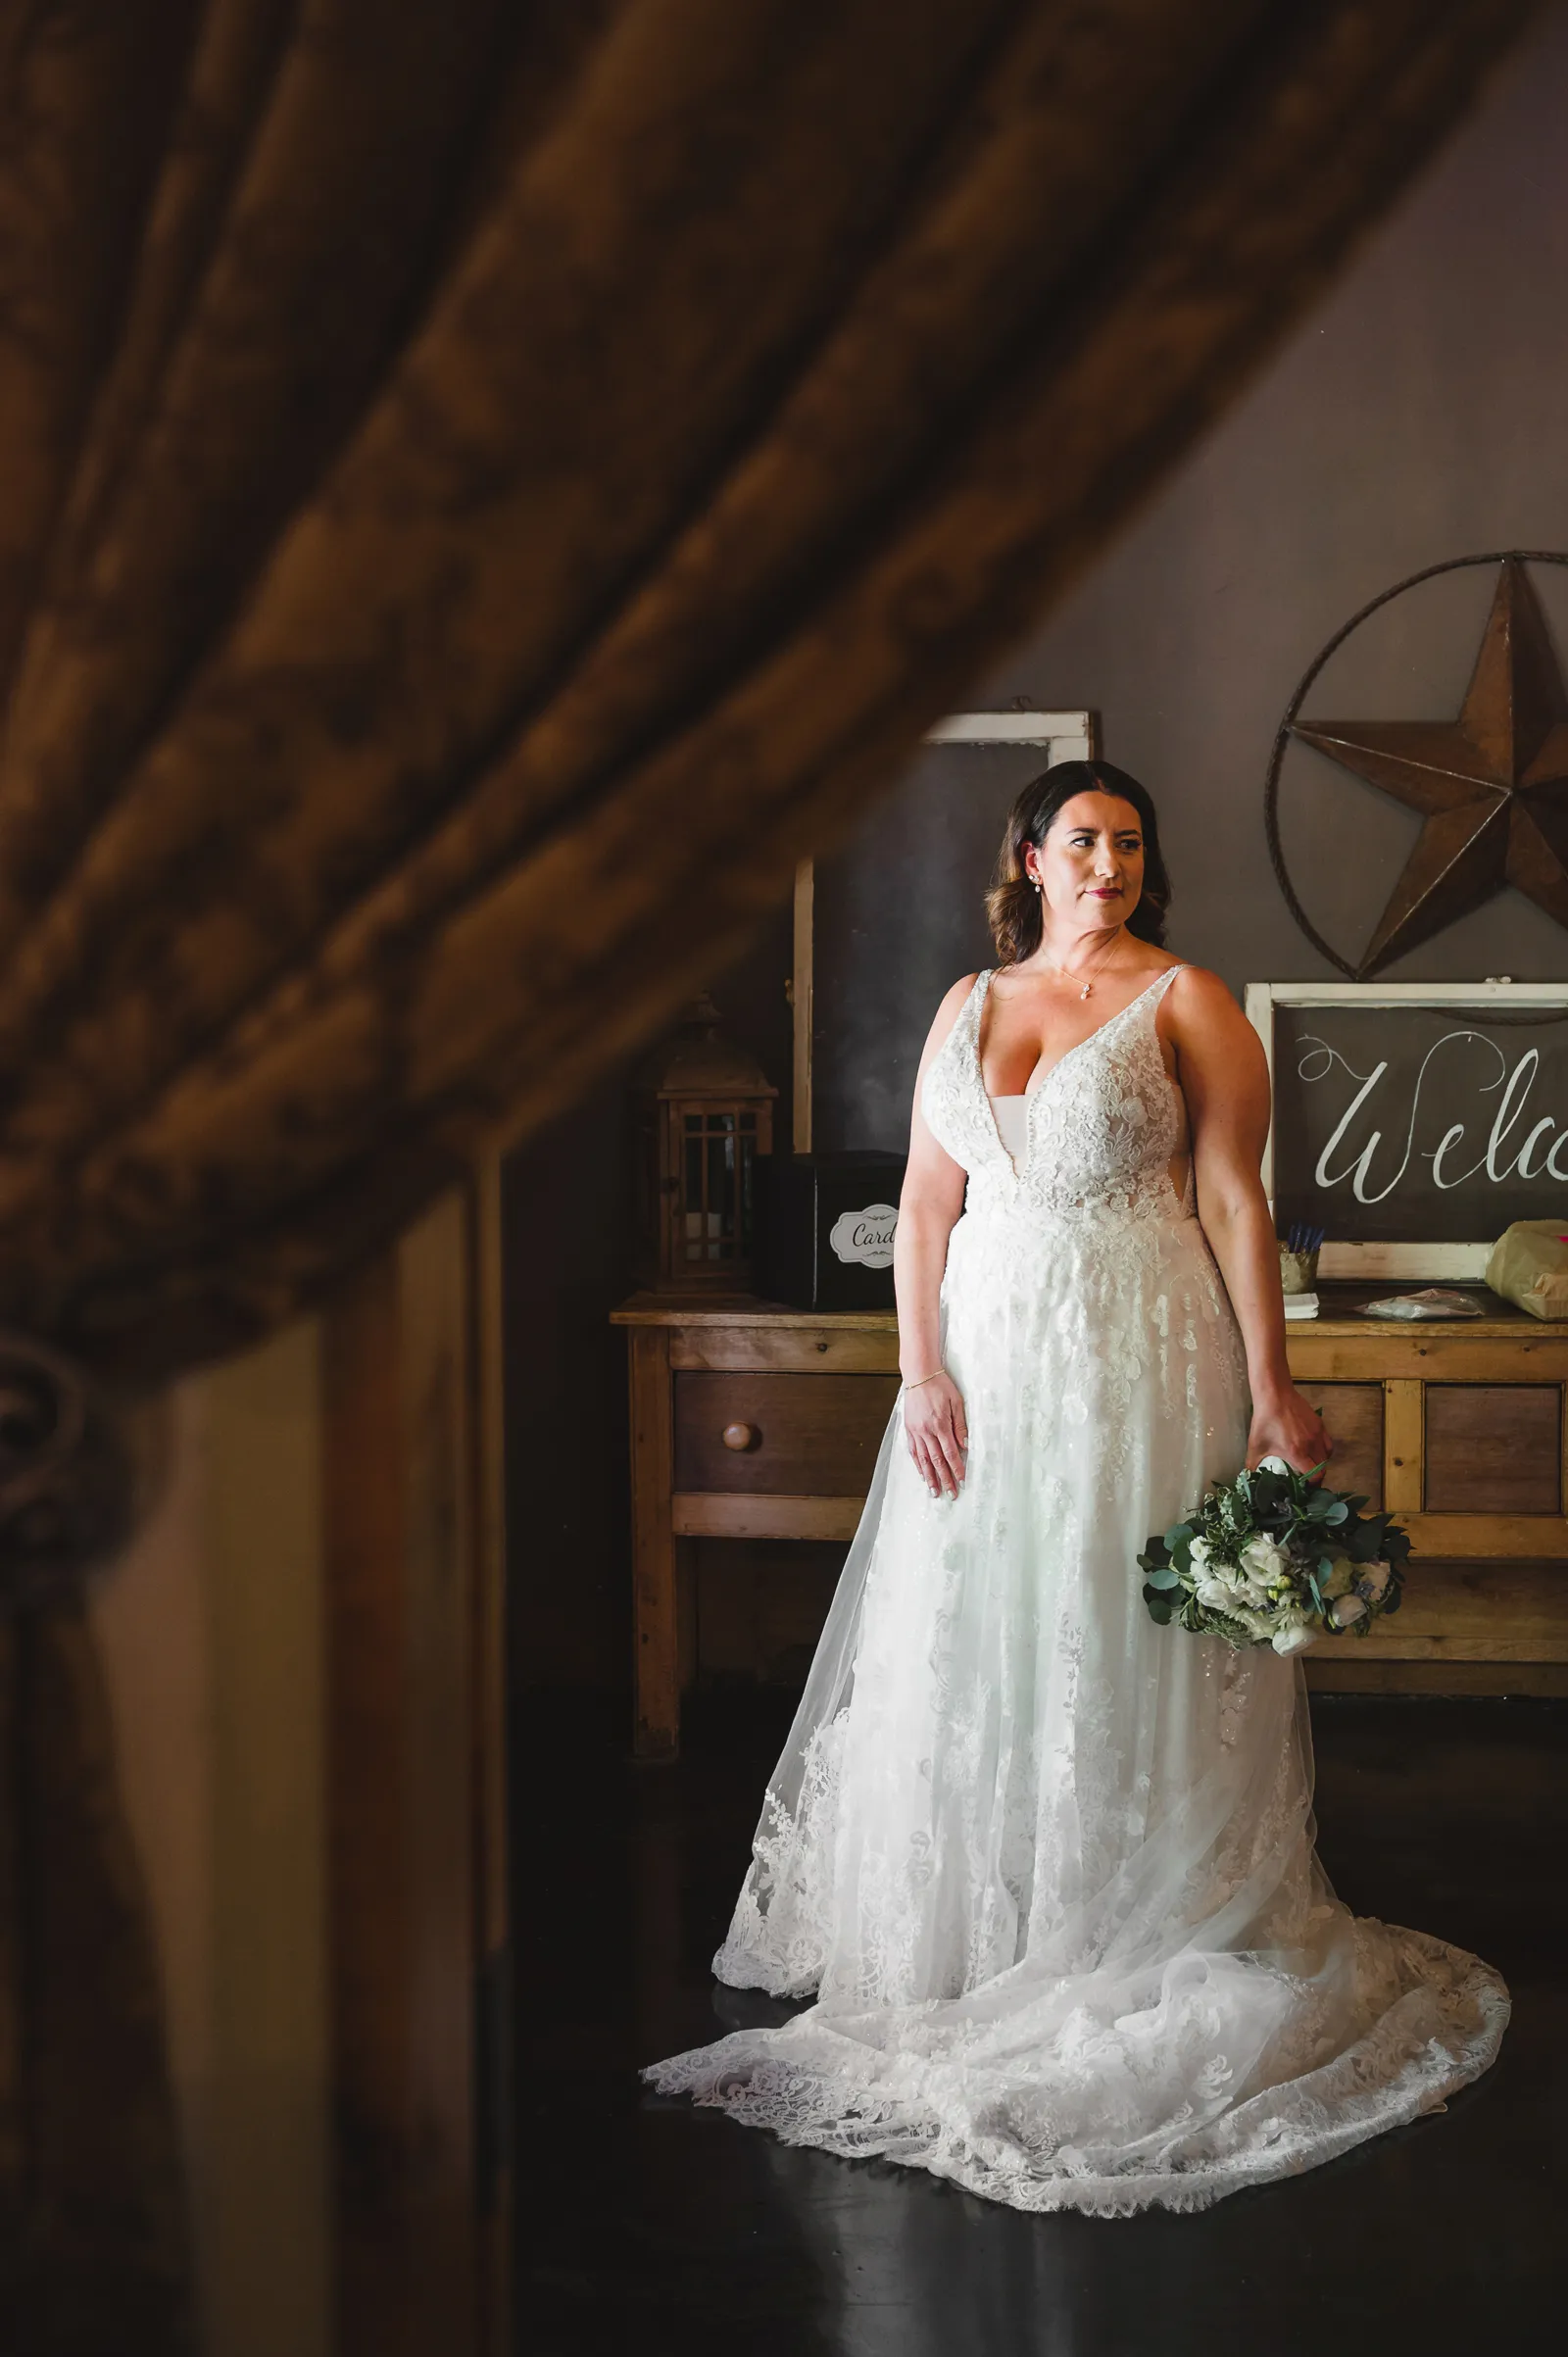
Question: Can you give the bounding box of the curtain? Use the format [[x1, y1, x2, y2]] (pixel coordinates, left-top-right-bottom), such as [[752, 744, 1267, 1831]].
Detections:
[[0, 1, 1537, 2341], [0, 0, 1538, 1386], [0, 1609, 195, 2352]]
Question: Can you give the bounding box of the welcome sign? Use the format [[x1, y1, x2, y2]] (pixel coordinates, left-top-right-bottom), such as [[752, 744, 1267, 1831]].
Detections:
[[1248, 983, 1568, 1275]]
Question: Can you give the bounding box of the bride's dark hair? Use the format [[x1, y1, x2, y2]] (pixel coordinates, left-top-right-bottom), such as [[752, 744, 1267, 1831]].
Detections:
[[986, 759, 1170, 965]]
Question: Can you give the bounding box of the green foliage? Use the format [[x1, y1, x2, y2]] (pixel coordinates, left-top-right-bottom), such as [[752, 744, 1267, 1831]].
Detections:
[[1138, 1456, 1412, 1655], [1204, 1608, 1254, 1647]]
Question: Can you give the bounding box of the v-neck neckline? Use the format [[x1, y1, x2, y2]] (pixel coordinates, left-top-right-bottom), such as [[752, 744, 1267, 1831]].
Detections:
[[974, 964, 1175, 1101], [969, 965, 1179, 1175]]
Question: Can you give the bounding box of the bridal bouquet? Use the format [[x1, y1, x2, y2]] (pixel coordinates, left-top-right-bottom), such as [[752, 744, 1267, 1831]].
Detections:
[[1138, 1455, 1410, 1656]]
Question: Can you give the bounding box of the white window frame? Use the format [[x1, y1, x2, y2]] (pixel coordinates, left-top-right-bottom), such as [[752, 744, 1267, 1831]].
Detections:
[[1246, 977, 1568, 1280]]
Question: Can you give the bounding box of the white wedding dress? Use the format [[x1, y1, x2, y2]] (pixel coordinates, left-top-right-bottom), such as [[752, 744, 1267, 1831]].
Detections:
[[646, 966, 1508, 2214]]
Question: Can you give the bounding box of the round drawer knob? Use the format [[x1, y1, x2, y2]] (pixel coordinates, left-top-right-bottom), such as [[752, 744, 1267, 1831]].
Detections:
[[721, 1421, 760, 1452]]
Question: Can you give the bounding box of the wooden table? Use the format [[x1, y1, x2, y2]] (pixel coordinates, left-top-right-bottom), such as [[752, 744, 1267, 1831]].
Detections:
[[614, 1285, 1568, 1755]]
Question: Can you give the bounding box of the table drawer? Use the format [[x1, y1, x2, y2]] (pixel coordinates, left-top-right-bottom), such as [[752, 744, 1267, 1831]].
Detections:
[[1424, 1385, 1561, 1513], [673, 1371, 901, 1494], [1296, 1381, 1384, 1506]]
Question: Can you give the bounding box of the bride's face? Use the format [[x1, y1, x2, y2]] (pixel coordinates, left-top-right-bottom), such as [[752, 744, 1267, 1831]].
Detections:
[[1025, 791, 1145, 932]]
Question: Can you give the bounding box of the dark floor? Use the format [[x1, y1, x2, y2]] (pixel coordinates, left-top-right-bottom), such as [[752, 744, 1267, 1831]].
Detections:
[[521, 1691, 1567, 2356]]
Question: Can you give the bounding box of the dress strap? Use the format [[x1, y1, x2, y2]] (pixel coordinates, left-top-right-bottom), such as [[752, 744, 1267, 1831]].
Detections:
[[959, 968, 994, 1047], [1135, 963, 1187, 1030]]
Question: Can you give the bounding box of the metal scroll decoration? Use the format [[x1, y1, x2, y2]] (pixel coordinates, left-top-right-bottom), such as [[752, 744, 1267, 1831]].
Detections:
[[0, 1331, 134, 1611], [1264, 551, 1568, 980]]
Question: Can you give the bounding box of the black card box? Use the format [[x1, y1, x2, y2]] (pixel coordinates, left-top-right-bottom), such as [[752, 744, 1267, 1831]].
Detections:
[[755, 1152, 906, 1311]]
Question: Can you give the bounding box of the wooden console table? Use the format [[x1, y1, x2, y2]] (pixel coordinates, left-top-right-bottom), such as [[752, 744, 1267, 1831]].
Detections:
[[614, 1286, 1568, 1756]]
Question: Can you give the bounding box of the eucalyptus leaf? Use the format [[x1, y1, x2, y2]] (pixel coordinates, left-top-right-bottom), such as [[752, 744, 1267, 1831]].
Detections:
[[1139, 1463, 1416, 1660]]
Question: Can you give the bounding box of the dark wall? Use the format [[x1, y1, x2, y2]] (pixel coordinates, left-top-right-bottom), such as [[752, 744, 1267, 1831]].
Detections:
[[506, 908, 793, 1693], [509, 4, 1568, 1693], [814, 6, 1568, 1154], [977, 7, 1568, 1001]]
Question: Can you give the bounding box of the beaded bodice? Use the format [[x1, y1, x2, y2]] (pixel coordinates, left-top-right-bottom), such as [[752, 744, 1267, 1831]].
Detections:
[[921, 965, 1193, 1225]]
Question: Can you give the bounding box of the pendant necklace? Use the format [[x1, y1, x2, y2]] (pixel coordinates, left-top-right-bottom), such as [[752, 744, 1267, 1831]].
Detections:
[[1043, 924, 1125, 1001]]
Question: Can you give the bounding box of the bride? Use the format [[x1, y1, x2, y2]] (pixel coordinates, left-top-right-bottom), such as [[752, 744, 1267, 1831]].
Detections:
[[647, 760, 1508, 2214]]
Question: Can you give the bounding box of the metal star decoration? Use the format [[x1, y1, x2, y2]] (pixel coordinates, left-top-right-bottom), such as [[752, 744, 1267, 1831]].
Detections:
[[1293, 557, 1568, 977]]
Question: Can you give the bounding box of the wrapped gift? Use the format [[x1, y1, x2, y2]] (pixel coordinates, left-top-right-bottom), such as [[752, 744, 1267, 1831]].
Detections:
[[1484, 1219, 1568, 1320]]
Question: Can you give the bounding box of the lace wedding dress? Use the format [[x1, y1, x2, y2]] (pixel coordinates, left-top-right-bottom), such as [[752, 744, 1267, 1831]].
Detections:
[[646, 967, 1508, 2214]]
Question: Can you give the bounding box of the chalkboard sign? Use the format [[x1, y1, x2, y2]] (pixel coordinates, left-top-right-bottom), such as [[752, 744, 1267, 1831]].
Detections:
[[808, 713, 1094, 1154], [1249, 982, 1568, 1276]]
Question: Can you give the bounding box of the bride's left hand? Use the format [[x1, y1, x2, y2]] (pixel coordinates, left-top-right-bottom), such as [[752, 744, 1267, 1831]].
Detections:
[[1247, 1386, 1331, 1477]]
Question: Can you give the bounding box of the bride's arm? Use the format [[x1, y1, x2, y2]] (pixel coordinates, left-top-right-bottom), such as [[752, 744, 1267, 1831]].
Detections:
[[1167, 969, 1331, 1476], [894, 979, 974, 1498]]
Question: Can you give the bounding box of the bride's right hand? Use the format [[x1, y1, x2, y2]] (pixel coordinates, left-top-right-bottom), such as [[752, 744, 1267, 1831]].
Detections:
[[904, 1371, 968, 1498]]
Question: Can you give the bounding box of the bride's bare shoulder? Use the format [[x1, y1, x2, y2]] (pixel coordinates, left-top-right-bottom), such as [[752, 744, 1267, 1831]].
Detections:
[[1162, 962, 1254, 1040], [937, 969, 984, 1017], [1163, 959, 1234, 1000], [935, 969, 984, 1025], [919, 972, 983, 1058]]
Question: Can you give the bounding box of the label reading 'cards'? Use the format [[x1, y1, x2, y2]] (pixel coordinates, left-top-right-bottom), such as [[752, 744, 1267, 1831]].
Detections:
[[828, 1204, 898, 1269]]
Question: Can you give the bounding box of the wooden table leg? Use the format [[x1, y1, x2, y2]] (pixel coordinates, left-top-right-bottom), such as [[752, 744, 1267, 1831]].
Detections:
[[629, 1327, 680, 1758], [676, 1535, 699, 1698]]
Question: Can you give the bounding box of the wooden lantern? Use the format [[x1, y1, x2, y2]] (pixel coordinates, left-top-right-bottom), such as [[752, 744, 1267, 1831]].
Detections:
[[635, 992, 776, 1292]]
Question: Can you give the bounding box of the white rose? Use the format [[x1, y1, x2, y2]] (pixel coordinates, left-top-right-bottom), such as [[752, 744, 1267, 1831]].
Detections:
[[1240, 1534, 1290, 1585], [1330, 1594, 1368, 1629], [1188, 1534, 1212, 1569], [1359, 1560, 1392, 1603], [1195, 1568, 1242, 1611], [1205, 1596, 1273, 1643], [1255, 1455, 1292, 1475], [1271, 1616, 1318, 1655]]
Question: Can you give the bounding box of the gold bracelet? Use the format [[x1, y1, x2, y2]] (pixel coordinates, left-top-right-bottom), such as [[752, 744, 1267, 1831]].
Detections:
[[904, 1369, 945, 1389]]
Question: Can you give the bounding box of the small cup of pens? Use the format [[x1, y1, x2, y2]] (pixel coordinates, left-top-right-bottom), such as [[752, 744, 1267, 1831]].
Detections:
[[1279, 1220, 1323, 1301]]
